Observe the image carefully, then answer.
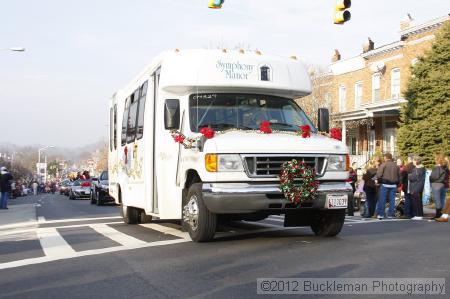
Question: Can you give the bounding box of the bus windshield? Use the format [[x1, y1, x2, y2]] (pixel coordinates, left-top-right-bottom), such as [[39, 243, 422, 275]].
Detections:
[[189, 93, 315, 133]]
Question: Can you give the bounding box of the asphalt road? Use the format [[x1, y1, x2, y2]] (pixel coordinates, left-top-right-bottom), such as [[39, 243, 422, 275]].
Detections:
[[0, 194, 448, 299]]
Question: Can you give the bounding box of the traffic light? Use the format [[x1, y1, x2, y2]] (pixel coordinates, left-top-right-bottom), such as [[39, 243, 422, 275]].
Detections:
[[208, 0, 224, 9], [334, 0, 351, 25]]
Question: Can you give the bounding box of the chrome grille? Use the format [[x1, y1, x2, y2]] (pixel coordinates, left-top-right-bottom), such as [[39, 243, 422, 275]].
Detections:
[[242, 155, 327, 178]]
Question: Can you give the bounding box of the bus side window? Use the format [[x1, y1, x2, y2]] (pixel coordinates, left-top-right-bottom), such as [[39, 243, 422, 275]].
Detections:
[[137, 81, 147, 140], [126, 90, 139, 143], [121, 97, 130, 146], [109, 107, 113, 151], [113, 104, 117, 149]]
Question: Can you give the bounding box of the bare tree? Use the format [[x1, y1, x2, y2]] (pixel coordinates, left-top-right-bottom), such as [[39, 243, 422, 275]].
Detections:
[[295, 64, 335, 127]]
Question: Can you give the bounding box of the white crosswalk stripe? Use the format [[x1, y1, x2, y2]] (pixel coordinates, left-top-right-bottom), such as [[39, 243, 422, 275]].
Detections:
[[91, 224, 148, 246], [36, 227, 77, 258]]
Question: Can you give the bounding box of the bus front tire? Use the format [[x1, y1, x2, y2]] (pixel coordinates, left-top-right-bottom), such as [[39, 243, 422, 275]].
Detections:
[[183, 183, 216, 242], [310, 209, 345, 237], [121, 205, 139, 224]]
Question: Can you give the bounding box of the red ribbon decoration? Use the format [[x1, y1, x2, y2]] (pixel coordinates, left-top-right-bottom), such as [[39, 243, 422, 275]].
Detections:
[[299, 125, 311, 138], [259, 121, 272, 134], [199, 127, 215, 139], [329, 128, 342, 141], [174, 134, 185, 143]]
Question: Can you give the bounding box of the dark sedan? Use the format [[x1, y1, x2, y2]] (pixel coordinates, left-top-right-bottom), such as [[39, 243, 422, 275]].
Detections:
[[90, 171, 113, 205]]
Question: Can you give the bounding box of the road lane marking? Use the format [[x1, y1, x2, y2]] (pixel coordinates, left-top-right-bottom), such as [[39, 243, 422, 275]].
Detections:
[[91, 224, 148, 246], [0, 238, 190, 270], [36, 216, 122, 224], [139, 223, 190, 240], [36, 227, 76, 258]]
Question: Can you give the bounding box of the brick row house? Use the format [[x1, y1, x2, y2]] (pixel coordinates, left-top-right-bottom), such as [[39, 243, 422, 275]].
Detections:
[[300, 14, 449, 167]]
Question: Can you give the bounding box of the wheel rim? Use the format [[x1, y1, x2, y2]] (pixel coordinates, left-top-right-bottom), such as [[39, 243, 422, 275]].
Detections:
[[122, 205, 127, 217], [183, 195, 199, 231]]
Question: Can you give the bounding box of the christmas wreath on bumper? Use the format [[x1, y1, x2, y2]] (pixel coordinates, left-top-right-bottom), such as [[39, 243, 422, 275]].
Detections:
[[279, 159, 319, 205]]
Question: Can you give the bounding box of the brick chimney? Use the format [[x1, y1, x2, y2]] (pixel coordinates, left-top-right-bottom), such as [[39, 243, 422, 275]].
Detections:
[[362, 37, 374, 53], [332, 49, 341, 62]]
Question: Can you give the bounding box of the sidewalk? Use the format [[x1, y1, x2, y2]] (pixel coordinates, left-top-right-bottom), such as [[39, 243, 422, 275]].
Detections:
[[0, 204, 37, 230]]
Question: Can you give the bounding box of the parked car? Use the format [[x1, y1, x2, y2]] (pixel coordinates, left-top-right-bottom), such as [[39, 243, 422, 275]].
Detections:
[[90, 171, 113, 205], [59, 180, 71, 196], [69, 179, 92, 200]]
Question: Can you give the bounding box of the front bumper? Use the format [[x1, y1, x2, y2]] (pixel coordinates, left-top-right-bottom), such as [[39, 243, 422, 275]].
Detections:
[[73, 189, 91, 198], [202, 182, 353, 214]]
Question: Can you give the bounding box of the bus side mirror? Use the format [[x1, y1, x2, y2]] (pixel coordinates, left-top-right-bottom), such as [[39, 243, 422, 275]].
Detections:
[[164, 99, 180, 130], [317, 108, 330, 133]]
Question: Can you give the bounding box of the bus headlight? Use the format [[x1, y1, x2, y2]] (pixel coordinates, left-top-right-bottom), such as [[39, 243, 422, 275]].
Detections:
[[205, 154, 244, 172], [327, 155, 347, 171]]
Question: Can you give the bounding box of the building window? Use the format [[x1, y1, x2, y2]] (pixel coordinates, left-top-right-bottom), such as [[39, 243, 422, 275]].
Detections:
[[391, 68, 401, 99], [383, 128, 397, 156], [368, 130, 375, 155], [354, 82, 363, 108], [372, 73, 381, 102], [339, 85, 346, 112]]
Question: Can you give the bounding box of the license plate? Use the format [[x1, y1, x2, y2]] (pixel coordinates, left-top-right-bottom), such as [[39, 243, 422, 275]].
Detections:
[[326, 194, 348, 209]]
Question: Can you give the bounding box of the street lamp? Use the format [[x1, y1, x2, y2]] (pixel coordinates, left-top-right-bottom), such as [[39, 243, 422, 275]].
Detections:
[[38, 145, 54, 163], [0, 47, 26, 52], [37, 145, 54, 183]]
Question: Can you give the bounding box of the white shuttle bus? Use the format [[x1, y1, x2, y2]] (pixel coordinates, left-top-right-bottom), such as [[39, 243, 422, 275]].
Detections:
[[108, 49, 352, 242]]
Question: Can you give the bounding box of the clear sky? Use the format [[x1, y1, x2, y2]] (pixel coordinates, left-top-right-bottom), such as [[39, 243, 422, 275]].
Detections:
[[0, 0, 448, 147]]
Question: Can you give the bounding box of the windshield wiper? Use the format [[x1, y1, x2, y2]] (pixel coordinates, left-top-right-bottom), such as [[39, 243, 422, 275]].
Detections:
[[201, 123, 253, 131], [269, 122, 296, 128]]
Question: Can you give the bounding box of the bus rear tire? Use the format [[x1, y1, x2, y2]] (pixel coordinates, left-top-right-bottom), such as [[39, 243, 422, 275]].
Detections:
[[310, 209, 345, 237], [183, 183, 216, 242], [121, 205, 139, 224]]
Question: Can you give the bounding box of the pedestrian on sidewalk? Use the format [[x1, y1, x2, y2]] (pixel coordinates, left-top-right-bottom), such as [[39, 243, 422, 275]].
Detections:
[[32, 181, 38, 195], [434, 156, 449, 222], [408, 155, 426, 220], [0, 167, 13, 209], [429, 153, 448, 219], [402, 154, 415, 218], [376, 153, 401, 220], [362, 160, 378, 218], [347, 163, 357, 216]]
